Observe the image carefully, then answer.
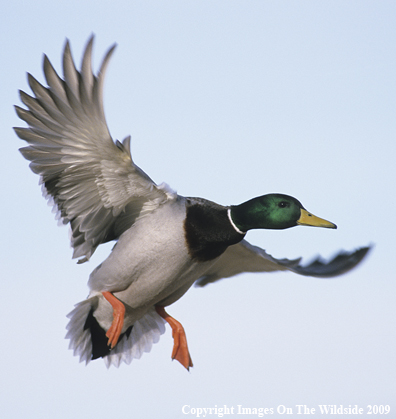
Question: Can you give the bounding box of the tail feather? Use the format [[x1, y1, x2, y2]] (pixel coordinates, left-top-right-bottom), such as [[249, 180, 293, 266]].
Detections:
[[66, 298, 96, 364], [65, 298, 166, 368], [103, 309, 166, 368]]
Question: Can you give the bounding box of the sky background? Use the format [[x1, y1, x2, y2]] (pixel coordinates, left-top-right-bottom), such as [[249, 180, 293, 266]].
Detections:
[[1, 1, 395, 418]]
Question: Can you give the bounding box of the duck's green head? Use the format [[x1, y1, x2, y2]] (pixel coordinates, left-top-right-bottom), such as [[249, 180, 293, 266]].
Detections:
[[230, 193, 336, 233]]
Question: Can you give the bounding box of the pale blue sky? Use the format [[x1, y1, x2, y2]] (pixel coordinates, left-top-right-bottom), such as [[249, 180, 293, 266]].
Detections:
[[1, 1, 395, 418]]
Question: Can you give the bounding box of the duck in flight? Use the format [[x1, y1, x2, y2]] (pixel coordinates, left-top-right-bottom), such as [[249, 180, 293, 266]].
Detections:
[[15, 36, 370, 369]]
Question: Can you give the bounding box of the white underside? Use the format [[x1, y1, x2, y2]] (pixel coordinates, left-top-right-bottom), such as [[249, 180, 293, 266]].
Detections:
[[66, 196, 217, 367]]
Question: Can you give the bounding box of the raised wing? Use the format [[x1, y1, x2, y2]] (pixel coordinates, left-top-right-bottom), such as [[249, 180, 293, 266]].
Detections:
[[14, 36, 175, 262], [195, 240, 371, 286]]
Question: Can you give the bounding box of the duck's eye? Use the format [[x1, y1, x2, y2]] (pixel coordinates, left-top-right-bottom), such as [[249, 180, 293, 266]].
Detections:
[[278, 201, 288, 208]]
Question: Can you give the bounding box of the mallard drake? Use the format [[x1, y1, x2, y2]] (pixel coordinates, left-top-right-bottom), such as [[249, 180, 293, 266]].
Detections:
[[15, 36, 370, 369]]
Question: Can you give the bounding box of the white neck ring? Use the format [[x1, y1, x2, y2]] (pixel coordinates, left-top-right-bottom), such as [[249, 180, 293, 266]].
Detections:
[[227, 208, 246, 235]]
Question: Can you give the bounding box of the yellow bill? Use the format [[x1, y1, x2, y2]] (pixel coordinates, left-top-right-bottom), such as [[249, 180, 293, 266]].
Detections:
[[297, 208, 337, 229]]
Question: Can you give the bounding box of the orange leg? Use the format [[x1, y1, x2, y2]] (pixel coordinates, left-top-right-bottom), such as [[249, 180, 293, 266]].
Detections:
[[102, 291, 125, 348], [155, 306, 193, 370]]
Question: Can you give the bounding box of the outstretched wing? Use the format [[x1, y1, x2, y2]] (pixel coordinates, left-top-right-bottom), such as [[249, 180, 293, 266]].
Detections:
[[14, 36, 175, 262], [195, 239, 371, 286]]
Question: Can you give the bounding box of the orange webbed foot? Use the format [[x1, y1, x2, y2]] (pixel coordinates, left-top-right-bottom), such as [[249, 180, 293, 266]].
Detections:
[[155, 306, 193, 370], [102, 291, 125, 348]]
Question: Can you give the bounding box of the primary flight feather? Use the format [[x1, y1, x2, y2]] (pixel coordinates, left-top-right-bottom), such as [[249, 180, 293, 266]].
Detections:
[[15, 36, 370, 369]]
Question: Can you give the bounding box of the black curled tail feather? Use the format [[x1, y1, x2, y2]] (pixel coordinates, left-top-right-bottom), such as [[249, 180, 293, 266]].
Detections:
[[83, 308, 133, 360], [83, 308, 111, 360]]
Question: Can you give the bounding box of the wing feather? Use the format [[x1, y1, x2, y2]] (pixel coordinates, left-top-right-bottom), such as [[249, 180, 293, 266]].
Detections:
[[15, 35, 175, 261], [195, 240, 371, 286]]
